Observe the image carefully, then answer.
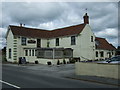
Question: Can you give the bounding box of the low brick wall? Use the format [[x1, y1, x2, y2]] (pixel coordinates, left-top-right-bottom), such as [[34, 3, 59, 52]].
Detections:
[[75, 62, 119, 79]]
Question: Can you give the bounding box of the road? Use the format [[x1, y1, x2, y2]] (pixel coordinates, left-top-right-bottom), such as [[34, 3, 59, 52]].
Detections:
[[2, 64, 119, 88]]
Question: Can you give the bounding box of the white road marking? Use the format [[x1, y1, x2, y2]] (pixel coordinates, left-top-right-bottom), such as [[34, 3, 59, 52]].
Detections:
[[0, 80, 21, 89]]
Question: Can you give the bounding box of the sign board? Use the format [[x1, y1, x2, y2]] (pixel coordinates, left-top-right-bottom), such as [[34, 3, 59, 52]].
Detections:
[[28, 40, 36, 44]]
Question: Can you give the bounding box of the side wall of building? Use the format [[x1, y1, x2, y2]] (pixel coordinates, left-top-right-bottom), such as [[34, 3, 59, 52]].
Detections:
[[49, 24, 95, 61], [6, 25, 116, 64], [95, 49, 116, 60], [78, 24, 95, 60], [6, 30, 14, 62]]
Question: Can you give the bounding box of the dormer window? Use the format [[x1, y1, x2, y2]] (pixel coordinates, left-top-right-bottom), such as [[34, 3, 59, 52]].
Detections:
[[21, 37, 27, 45]]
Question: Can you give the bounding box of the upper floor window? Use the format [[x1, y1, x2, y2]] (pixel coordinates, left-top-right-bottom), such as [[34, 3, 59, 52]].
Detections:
[[47, 41, 50, 47], [71, 36, 76, 45], [91, 36, 93, 42], [21, 37, 27, 45], [56, 38, 59, 46], [37, 39, 41, 47]]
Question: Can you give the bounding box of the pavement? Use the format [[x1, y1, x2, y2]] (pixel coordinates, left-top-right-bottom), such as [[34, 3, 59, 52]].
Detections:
[[2, 63, 120, 87]]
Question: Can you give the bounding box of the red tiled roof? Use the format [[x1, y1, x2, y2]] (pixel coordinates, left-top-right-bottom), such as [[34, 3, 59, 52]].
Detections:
[[95, 37, 116, 50], [10, 25, 50, 38], [9, 23, 86, 38], [49, 24, 86, 38]]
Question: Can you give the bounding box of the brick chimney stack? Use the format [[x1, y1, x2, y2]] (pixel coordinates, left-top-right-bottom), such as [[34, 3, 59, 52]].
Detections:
[[83, 13, 89, 24]]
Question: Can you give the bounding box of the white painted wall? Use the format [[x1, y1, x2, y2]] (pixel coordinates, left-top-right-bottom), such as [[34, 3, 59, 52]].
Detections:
[[75, 62, 119, 79], [6, 24, 116, 64], [95, 49, 116, 60], [78, 24, 95, 60], [6, 30, 14, 62], [49, 24, 95, 61], [41, 39, 47, 47]]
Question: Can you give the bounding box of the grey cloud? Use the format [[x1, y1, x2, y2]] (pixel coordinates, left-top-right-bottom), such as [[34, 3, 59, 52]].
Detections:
[[2, 2, 65, 27], [1, 2, 118, 48]]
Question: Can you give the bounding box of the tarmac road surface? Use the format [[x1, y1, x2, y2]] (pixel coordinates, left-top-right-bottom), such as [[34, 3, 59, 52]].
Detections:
[[2, 64, 119, 88]]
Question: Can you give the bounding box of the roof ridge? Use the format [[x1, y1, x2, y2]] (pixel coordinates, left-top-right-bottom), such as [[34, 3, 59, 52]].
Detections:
[[10, 23, 85, 31], [96, 37, 105, 39], [9, 25, 49, 31], [9, 23, 86, 38], [51, 23, 85, 31]]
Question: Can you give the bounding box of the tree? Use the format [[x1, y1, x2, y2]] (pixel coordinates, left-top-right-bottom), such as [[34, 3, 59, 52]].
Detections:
[[2, 47, 7, 62], [116, 46, 120, 55]]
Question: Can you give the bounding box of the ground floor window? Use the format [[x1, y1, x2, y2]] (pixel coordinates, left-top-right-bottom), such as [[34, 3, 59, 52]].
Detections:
[[32, 49, 34, 56], [64, 49, 73, 58], [29, 50, 31, 56], [35, 50, 37, 56], [112, 51, 114, 55], [37, 50, 44, 58], [108, 52, 112, 58], [25, 49, 35, 56], [37, 48, 73, 59], [25, 50, 28, 56], [96, 51, 98, 57], [9, 48, 11, 58], [100, 51, 104, 57]]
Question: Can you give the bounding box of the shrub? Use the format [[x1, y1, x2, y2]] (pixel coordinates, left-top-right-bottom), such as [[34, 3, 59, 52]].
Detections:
[[69, 58, 76, 63], [47, 61, 51, 65], [57, 60, 60, 65], [35, 61, 39, 64], [63, 59, 66, 64]]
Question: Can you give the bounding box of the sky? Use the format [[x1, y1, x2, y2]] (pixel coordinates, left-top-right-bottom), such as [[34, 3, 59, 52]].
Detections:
[[0, 0, 119, 49]]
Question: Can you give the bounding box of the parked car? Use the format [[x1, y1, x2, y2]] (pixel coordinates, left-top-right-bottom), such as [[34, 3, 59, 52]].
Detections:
[[97, 56, 120, 64]]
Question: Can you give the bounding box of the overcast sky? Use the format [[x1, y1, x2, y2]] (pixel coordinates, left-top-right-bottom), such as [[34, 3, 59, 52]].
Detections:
[[0, 1, 119, 49]]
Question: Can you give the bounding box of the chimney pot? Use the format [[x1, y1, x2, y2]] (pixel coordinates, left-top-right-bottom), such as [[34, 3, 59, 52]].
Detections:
[[20, 23, 22, 27]]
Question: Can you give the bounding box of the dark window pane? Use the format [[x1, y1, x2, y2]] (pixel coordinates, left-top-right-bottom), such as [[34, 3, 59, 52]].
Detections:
[[35, 50, 37, 56], [9, 49, 11, 58], [21, 37, 27, 45], [100, 51, 104, 57], [71, 36, 76, 45], [96, 51, 98, 57], [32, 50, 34, 56], [56, 38, 59, 46], [25, 50, 28, 56], [37, 50, 44, 58], [91, 36, 93, 42], [37, 39, 41, 47], [29, 50, 31, 56]]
